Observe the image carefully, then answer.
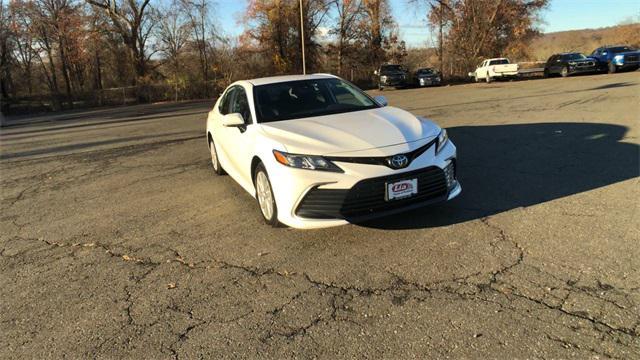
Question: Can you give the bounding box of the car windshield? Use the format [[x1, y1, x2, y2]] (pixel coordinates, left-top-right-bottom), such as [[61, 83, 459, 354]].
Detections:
[[609, 46, 636, 54], [489, 59, 509, 65], [564, 53, 586, 60], [417, 68, 435, 75], [380, 65, 403, 73], [253, 78, 379, 123]]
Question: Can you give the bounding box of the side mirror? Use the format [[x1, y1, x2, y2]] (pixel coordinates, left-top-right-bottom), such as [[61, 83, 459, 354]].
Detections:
[[221, 113, 245, 127], [374, 70, 379, 75], [374, 95, 388, 107]]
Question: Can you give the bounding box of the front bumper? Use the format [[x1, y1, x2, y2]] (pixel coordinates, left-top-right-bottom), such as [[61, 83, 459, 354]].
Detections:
[[380, 76, 406, 86], [568, 62, 598, 74], [418, 77, 441, 86], [613, 58, 640, 69], [267, 140, 459, 229]]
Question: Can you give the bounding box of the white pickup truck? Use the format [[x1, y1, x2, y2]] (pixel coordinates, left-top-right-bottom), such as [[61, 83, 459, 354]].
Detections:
[[470, 58, 519, 83]]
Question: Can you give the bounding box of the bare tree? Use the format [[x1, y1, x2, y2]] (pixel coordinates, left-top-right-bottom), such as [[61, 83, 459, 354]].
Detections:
[[359, 0, 394, 68], [180, 0, 212, 96], [0, 0, 14, 101], [86, 0, 156, 87], [158, 0, 191, 101], [332, 0, 363, 75], [9, 1, 37, 96]]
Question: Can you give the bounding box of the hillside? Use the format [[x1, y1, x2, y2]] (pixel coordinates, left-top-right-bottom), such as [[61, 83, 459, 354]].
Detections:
[[529, 23, 640, 61]]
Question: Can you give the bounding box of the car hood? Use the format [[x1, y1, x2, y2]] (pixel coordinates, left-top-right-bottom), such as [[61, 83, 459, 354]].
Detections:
[[259, 107, 440, 156], [381, 71, 406, 76], [572, 57, 596, 63]]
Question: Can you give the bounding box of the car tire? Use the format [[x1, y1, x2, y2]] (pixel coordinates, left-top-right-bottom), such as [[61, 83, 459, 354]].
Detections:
[[608, 62, 617, 74], [561, 66, 569, 77], [485, 73, 491, 83], [254, 163, 280, 227], [208, 137, 226, 175]]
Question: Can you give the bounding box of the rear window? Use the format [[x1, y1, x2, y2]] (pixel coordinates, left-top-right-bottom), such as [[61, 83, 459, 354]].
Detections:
[[489, 59, 509, 65]]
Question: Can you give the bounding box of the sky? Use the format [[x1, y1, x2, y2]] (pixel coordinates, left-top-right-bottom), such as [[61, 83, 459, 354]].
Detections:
[[215, 0, 640, 47]]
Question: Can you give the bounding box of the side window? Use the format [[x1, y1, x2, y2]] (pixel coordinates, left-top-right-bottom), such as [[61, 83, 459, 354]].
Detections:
[[230, 87, 252, 125], [218, 87, 236, 115]]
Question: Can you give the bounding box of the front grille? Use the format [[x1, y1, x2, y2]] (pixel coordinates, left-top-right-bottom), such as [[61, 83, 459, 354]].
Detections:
[[326, 138, 437, 169], [626, 55, 638, 62], [576, 61, 595, 67], [295, 165, 451, 220]]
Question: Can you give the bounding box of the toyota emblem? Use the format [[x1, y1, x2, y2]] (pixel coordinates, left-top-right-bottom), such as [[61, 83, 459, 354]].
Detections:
[[388, 154, 409, 169]]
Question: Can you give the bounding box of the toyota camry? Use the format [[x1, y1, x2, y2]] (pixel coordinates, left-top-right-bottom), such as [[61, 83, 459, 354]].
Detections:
[[206, 74, 461, 229]]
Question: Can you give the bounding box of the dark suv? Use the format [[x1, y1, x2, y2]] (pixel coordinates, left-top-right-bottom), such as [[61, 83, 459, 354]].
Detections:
[[414, 68, 442, 87], [590, 45, 640, 73], [544, 53, 598, 77], [375, 64, 408, 90]]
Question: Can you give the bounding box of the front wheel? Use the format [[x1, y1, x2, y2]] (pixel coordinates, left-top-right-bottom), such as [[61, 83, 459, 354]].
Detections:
[[254, 163, 279, 227], [209, 137, 226, 175], [561, 66, 569, 77], [608, 62, 617, 74]]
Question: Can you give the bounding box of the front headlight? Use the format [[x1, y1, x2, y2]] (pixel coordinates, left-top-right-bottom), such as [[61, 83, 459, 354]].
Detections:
[[435, 129, 448, 155], [273, 150, 343, 172], [380, 75, 388, 81], [613, 54, 624, 64], [568, 61, 577, 66]]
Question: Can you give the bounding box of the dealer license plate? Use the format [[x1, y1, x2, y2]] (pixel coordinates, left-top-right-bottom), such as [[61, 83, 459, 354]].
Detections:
[[386, 179, 418, 201]]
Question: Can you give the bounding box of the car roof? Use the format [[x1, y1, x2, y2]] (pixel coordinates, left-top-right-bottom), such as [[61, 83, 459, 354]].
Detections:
[[558, 52, 583, 55], [247, 74, 337, 86]]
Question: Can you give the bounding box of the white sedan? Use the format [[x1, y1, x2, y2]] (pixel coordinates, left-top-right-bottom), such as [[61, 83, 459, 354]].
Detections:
[[206, 74, 461, 229]]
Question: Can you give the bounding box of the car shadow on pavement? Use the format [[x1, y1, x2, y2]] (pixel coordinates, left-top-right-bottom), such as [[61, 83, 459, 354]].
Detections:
[[359, 122, 640, 230], [586, 82, 635, 91]]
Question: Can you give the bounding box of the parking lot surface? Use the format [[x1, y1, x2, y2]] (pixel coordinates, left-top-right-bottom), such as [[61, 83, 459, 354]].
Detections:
[[1, 72, 639, 358]]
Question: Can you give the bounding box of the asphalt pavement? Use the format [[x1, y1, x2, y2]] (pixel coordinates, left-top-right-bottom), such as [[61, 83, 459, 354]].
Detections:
[[1, 71, 639, 358]]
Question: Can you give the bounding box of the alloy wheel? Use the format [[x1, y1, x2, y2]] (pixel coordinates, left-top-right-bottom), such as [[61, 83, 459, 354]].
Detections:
[[256, 171, 274, 220]]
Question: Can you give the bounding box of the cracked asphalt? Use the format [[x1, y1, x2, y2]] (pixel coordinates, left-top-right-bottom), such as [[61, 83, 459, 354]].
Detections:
[[1, 71, 639, 359]]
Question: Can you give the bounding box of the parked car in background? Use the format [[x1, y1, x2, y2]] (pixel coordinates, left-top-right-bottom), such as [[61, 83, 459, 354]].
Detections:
[[470, 58, 519, 83], [544, 53, 598, 77], [374, 64, 408, 90], [590, 45, 640, 73], [413, 68, 442, 87]]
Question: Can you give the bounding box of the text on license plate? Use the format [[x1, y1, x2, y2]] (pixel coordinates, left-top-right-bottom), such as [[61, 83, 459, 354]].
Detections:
[[386, 179, 418, 201]]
